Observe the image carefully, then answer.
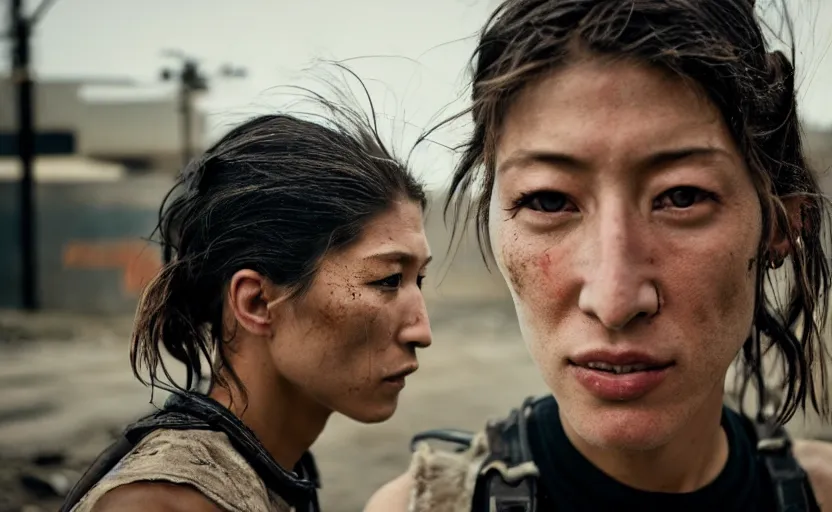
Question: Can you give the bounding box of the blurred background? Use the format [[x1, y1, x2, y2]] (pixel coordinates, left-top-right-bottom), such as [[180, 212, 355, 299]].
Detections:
[[0, 0, 830, 511]]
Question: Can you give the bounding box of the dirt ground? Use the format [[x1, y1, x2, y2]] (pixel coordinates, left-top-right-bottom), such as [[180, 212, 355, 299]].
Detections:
[[0, 300, 549, 512], [1, 300, 830, 512]]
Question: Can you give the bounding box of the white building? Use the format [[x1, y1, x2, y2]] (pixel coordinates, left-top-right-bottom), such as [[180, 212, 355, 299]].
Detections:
[[0, 76, 207, 178]]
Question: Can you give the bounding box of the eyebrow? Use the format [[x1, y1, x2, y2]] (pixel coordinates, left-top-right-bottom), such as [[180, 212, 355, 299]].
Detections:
[[365, 250, 432, 267], [497, 147, 731, 175]]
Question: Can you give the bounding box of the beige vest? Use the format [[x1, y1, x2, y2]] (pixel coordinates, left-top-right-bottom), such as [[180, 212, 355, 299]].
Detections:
[[407, 431, 539, 512], [70, 429, 293, 512]]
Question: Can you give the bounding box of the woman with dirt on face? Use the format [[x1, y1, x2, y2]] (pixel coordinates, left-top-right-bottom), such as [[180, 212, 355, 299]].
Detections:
[[60, 93, 433, 512], [366, 0, 832, 511]]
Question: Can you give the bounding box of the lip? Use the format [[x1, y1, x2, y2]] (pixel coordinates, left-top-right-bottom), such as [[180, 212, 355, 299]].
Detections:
[[382, 364, 418, 382], [569, 349, 672, 368], [382, 376, 406, 390], [568, 349, 674, 402]]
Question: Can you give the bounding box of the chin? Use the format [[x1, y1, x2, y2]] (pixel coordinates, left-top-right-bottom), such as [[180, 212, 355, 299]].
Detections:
[[342, 398, 399, 424], [562, 401, 680, 452]]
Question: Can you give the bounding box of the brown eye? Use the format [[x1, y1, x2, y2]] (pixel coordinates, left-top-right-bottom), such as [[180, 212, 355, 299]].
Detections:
[[518, 191, 571, 213], [655, 187, 712, 209], [374, 274, 402, 289]]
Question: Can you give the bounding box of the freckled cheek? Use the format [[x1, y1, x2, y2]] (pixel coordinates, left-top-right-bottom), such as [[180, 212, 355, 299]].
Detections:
[[362, 308, 394, 352], [495, 225, 531, 292], [664, 240, 757, 348], [715, 250, 757, 327], [327, 297, 395, 371], [499, 233, 570, 307], [498, 238, 576, 363]]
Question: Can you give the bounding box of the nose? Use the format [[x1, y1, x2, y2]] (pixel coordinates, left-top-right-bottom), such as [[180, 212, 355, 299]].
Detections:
[[399, 292, 432, 349], [577, 208, 659, 330]]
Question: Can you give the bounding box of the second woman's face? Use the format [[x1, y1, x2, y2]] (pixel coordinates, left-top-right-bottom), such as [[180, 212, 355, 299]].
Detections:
[[268, 199, 432, 423], [489, 57, 763, 451]]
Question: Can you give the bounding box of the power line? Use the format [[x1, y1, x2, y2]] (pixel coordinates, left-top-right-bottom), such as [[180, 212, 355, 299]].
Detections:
[[31, 0, 59, 25]]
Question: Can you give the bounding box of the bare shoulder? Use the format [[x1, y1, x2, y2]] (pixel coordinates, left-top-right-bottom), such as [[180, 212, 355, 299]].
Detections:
[[793, 439, 832, 510], [90, 481, 224, 512], [364, 472, 414, 512]]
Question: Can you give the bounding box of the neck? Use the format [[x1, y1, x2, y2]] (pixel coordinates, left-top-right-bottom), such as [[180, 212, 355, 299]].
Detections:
[[561, 389, 729, 493], [209, 371, 331, 471]]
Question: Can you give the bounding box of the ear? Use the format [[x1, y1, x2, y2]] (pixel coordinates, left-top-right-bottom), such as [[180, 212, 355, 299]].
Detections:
[[767, 195, 806, 261], [227, 269, 288, 337]]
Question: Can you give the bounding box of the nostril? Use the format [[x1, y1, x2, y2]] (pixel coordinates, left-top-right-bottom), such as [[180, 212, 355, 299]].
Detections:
[[406, 339, 430, 350]]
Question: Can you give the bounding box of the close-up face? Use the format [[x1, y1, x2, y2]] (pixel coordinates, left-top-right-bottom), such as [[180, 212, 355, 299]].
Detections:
[[268, 199, 432, 423], [489, 57, 765, 450]]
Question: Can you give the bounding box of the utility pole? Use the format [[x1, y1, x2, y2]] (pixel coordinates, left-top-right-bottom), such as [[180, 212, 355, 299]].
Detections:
[[162, 58, 207, 169], [10, 0, 36, 310], [159, 52, 244, 265], [161, 52, 245, 170]]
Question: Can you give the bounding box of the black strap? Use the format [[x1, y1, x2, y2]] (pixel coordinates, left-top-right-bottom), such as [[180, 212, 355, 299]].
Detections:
[[160, 392, 319, 504], [477, 396, 541, 512], [410, 396, 544, 512], [412, 398, 819, 512], [754, 421, 816, 512], [410, 429, 476, 453], [60, 391, 320, 512]]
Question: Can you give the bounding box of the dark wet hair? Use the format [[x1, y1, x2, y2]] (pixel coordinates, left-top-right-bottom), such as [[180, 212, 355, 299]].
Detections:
[[432, 0, 830, 424], [131, 88, 426, 399]]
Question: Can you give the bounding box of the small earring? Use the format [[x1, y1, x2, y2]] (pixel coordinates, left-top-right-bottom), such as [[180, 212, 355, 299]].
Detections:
[[768, 255, 785, 270], [795, 236, 804, 251]]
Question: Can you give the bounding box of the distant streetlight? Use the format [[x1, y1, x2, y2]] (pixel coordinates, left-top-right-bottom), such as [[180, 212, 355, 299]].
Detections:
[[158, 52, 245, 266], [160, 51, 246, 169]]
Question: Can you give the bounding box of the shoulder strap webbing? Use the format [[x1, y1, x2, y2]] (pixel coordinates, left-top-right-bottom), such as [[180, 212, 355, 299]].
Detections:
[[60, 392, 320, 512], [410, 428, 477, 453], [408, 396, 544, 512], [475, 396, 542, 512], [161, 392, 319, 502], [754, 421, 817, 512]]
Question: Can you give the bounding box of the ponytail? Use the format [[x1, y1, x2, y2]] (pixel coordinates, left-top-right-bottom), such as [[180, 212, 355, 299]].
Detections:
[[130, 247, 245, 402], [128, 94, 427, 407]]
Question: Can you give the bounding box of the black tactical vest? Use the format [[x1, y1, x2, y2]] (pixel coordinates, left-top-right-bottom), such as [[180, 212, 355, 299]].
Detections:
[[411, 396, 819, 512]]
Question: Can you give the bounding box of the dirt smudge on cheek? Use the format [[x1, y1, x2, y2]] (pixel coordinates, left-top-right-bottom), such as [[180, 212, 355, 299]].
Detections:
[[501, 228, 544, 297], [318, 278, 381, 395], [504, 253, 526, 294], [318, 283, 349, 327]]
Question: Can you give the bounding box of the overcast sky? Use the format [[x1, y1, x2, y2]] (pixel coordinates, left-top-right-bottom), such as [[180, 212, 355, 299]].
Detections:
[[1, 0, 830, 186]]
